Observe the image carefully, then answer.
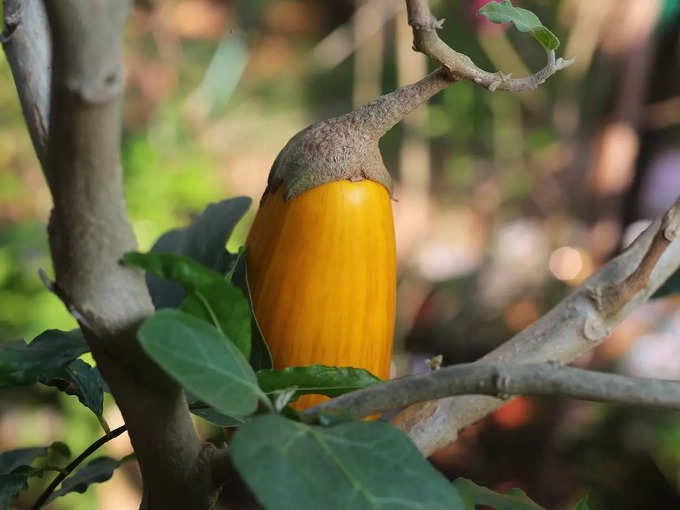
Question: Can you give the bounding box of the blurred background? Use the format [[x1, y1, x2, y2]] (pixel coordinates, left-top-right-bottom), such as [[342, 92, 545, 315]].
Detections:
[[1, 0, 680, 508]]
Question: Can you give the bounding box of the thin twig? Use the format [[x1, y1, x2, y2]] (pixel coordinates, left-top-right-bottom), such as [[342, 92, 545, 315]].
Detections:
[[31, 425, 128, 510], [306, 363, 680, 419], [405, 0, 573, 92]]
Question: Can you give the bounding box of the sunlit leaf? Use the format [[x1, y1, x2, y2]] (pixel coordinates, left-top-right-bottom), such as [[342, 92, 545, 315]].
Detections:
[[138, 310, 260, 416], [146, 196, 252, 309], [479, 0, 559, 51], [453, 478, 545, 510], [123, 252, 251, 358], [257, 365, 381, 402]]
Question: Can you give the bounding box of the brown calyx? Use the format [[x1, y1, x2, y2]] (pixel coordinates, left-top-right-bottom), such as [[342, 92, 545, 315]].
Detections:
[[266, 67, 454, 201]]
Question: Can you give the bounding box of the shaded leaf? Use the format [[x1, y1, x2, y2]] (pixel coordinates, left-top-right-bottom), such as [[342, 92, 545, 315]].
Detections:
[[231, 415, 463, 510], [453, 478, 545, 510], [0, 447, 47, 475], [123, 252, 251, 358], [0, 473, 33, 509], [0, 330, 88, 387], [138, 310, 260, 416], [42, 359, 105, 417], [573, 493, 590, 510], [47, 457, 120, 503], [231, 252, 272, 370], [191, 407, 250, 428], [146, 197, 252, 309], [257, 365, 381, 402], [479, 0, 559, 51]]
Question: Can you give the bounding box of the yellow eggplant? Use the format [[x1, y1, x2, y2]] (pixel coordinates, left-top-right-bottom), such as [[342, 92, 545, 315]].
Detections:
[[246, 179, 396, 410]]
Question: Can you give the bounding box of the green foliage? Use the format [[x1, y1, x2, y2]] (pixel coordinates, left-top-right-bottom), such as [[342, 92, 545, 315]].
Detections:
[[231, 414, 464, 510], [573, 493, 590, 510], [46, 457, 121, 504], [478, 0, 559, 52], [190, 407, 250, 428], [41, 359, 105, 418], [137, 309, 262, 416], [0, 330, 88, 386], [0, 443, 70, 508], [454, 478, 545, 509], [144, 196, 251, 309], [122, 251, 251, 358], [230, 250, 273, 370], [257, 365, 381, 402], [0, 447, 48, 476]]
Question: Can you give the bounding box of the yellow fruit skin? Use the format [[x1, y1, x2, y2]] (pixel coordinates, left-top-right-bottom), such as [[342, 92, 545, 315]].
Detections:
[[246, 179, 396, 410]]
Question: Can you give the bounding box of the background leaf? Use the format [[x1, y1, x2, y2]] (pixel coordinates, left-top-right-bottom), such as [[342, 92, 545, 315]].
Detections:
[[0, 447, 47, 475], [47, 457, 120, 503], [453, 478, 545, 510], [146, 197, 251, 309], [138, 310, 260, 416], [257, 365, 381, 402], [123, 252, 251, 358], [231, 414, 464, 510], [479, 0, 559, 51], [0, 330, 88, 387]]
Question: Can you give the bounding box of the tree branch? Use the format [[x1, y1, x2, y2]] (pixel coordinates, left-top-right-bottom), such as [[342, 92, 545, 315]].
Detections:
[[1, 0, 50, 168], [2, 0, 228, 507], [307, 362, 680, 420], [405, 0, 573, 92], [391, 197, 680, 456]]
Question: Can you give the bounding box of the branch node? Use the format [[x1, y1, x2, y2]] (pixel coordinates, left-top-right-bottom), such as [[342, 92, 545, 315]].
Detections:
[[425, 355, 443, 371], [583, 314, 610, 342], [0, 1, 22, 44]]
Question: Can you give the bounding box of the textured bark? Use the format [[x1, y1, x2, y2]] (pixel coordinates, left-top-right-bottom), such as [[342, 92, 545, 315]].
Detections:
[[1, 0, 226, 507], [1, 0, 50, 168]]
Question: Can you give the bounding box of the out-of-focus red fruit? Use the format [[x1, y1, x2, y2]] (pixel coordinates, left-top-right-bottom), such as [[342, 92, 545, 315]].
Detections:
[[492, 396, 533, 429]]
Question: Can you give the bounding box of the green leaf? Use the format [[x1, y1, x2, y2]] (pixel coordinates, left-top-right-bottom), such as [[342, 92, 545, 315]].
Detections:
[[479, 0, 559, 51], [0, 473, 34, 508], [138, 310, 260, 416], [257, 365, 381, 402], [453, 478, 545, 510], [191, 407, 250, 428], [231, 415, 464, 510], [123, 251, 251, 358], [0, 446, 58, 509], [146, 197, 252, 309], [0, 330, 88, 387], [573, 493, 590, 510], [41, 359, 105, 417], [0, 447, 47, 475], [47, 457, 120, 503], [231, 252, 273, 370]]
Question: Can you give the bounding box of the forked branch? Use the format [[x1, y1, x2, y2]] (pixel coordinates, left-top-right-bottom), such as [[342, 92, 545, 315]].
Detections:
[[405, 0, 573, 91], [392, 197, 680, 456]]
